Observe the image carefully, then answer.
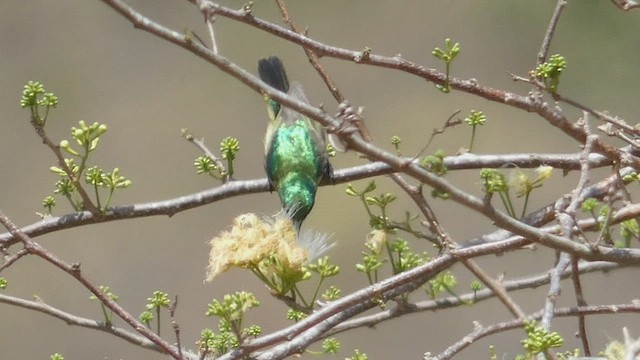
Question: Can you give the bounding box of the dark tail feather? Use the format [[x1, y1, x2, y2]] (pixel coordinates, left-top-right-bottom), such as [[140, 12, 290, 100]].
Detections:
[[258, 56, 290, 93]]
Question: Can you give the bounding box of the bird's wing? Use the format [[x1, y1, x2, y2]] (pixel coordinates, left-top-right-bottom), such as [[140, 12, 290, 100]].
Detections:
[[279, 82, 316, 127], [284, 82, 333, 183]]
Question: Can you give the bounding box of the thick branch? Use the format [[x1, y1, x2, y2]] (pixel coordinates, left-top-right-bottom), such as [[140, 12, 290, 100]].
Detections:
[[0, 153, 609, 248]]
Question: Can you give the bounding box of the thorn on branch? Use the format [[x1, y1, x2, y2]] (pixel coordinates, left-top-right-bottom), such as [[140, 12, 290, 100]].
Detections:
[[242, 2, 254, 16], [329, 101, 368, 151], [354, 47, 372, 62]]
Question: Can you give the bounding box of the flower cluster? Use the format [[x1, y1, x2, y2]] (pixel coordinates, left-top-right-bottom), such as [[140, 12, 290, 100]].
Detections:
[[206, 213, 332, 284]]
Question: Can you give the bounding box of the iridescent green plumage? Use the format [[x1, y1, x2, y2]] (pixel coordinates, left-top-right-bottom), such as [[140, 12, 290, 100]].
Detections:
[[258, 56, 332, 229]]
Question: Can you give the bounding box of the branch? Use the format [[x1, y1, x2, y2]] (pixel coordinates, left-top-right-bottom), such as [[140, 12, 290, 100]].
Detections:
[[31, 122, 99, 214], [540, 252, 571, 331], [226, 228, 634, 359], [571, 256, 591, 356], [221, 255, 456, 359], [101, 0, 640, 265], [610, 0, 640, 10], [391, 173, 525, 318], [187, 1, 640, 170], [432, 303, 640, 360], [325, 261, 622, 337], [0, 153, 609, 248], [0, 292, 161, 352], [537, 0, 567, 66], [0, 210, 182, 358], [9, 2, 634, 359]]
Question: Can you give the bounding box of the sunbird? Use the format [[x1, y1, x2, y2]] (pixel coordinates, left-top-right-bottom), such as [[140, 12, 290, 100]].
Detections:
[[258, 56, 333, 230]]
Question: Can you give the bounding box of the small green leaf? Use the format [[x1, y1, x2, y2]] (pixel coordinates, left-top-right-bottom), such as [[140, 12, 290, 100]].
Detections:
[[139, 310, 154, 325], [20, 81, 45, 108], [346, 349, 368, 360], [345, 183, 359, 197], [322, 285, 341, 301], [363, 181, 377, 193], [286, 309, 307, 322], [535, 54, 567, 92], [194, 156, 218, 177], [146, 291, 171, 310], [220, 137, 240, 160], [464, 110, 486, 126], [581, 198, 599, 212], [322, 338, 341, 355]]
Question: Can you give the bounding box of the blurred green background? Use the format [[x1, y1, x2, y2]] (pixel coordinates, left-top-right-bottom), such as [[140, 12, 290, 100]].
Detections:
[[1, 1, 640, 359]]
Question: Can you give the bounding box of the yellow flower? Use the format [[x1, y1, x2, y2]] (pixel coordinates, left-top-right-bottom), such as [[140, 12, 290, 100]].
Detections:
[[205, 213, 332, 282], [366, 229, 387, 252], [535, 165, 553, 181], [268, 216, 308, 271], [206, 213, 275, 281], [509, 170, 530, 197]]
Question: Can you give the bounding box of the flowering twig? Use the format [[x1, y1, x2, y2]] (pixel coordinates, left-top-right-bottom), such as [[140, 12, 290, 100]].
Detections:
[[183, 1, 640, 170], [432, 303, 640, 360], [324, 261, 622, 338], [0, 209, 181, 358], [0, 292, 162, 352], [536, 0, 567, 67], [0, 152, 611, 249]]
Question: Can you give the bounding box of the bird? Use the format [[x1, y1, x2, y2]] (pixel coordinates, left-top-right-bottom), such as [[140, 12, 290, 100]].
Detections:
[[258, 56, 333, 230]]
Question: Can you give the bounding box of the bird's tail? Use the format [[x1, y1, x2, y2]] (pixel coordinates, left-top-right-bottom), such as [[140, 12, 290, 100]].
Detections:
[[258, 56, 290, 93]]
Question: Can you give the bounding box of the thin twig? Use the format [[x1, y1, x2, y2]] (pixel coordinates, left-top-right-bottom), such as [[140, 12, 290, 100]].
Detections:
[[0, 209, 181, 358], [169, 296, 184, 360], [537, 0, 567, 66], [571, 256, 591, 356], [539, 252, 570, 331], [205, 16, 218, 54], [555, 93, 639, 135], [432, 303, 640, 360], [391, 174, 526, 319], [610, 0, 640, 11], [0, 247, 29, 272], [538, 112, 595, 343], [274, 0, 344, 104], [274, 0, 371, 145], [0, 292, 163, 352], [181, 129, 229, 182], [564, 113, 595, 355], [325, 261, 621, 338], [411, 110, 462, 164], [31, 123, 99, 214]]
